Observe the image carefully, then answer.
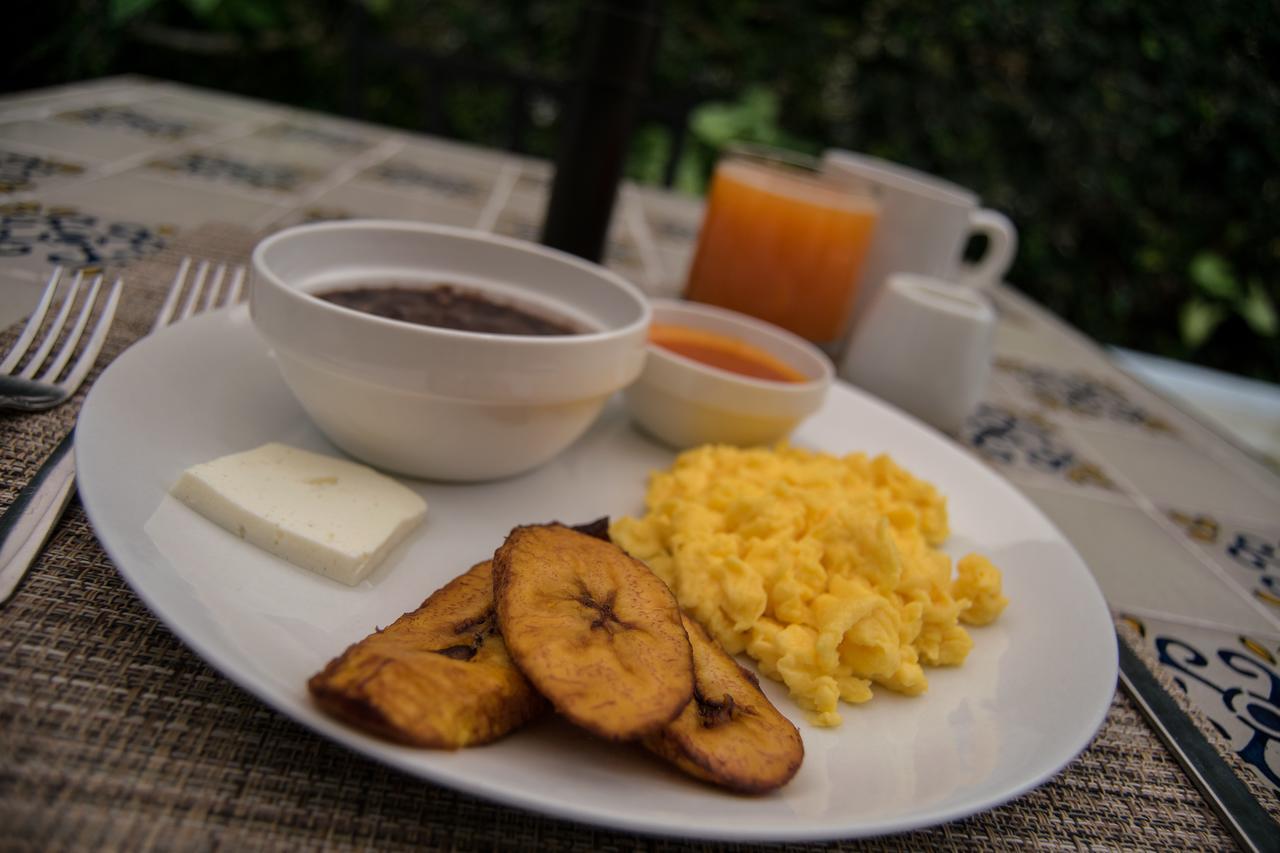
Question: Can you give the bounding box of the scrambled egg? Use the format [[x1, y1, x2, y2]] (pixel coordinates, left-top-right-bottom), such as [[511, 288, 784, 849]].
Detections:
[[611, 444, 1009, 726]]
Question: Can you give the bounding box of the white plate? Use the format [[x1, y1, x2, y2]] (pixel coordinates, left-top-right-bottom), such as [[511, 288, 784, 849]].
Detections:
[[76, 307, 1117, 842]]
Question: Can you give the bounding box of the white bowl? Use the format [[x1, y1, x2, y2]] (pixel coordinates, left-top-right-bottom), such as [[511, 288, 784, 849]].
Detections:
[[250, 220, 651, 481], [624, 299, 833, 448]]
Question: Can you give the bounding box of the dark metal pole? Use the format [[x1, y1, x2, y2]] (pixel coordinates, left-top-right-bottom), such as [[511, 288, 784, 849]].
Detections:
[[540, 0, 661, 263]]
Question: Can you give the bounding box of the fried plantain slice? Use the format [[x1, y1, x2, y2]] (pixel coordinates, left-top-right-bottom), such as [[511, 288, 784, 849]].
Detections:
[[308, 560, 546, 749], [643, 613, 804, 793], [493, 523, 694, 741]]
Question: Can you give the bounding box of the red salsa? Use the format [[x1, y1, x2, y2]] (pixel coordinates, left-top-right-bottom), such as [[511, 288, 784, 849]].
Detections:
[[649, 323, 806, 382]]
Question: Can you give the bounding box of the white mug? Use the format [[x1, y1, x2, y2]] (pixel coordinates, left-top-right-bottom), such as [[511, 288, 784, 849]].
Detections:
[[822, 149, 1017, 309], [839, 272, 995, 435]]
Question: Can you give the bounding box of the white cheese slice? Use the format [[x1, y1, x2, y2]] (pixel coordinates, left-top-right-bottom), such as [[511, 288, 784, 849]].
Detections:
[[171, 442, 427, 585]]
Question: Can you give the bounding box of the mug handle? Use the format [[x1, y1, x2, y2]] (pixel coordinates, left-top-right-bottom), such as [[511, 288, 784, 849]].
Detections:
[[957, 209, 1017, 289]]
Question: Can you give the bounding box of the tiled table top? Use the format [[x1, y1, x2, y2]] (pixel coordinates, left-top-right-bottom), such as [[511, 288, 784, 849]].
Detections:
[[0, 76, 681, 331], [3, 75, 1279, 806]]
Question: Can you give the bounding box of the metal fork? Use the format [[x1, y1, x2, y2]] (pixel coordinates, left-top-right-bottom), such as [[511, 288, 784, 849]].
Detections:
[[0, 267, 123, 412], [0, 257, 246, 605], [150, 256, 246, 333]]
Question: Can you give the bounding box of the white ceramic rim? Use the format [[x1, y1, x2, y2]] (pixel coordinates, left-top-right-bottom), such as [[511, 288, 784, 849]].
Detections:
[[886, 273, 996, 323]]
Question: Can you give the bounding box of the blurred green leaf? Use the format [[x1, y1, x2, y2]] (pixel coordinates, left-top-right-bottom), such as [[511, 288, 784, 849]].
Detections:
[[1140, 33, 1163, 61], [184, 0, 224, 17], [109, 0, 158, 25], [1240, 281, 1278, 336], [690, 87, 784, 149], [230, 0, 281, 31], [362, 0, 395, 17], [739, 86, 779, 127], [625, 124, 672, 185], [1189, 252, 1241, 300], [690, 104, 743, 146], [674, 148, 710, 195], [1180, 299, 1227, 349], [1135, 247, 1164, 272]]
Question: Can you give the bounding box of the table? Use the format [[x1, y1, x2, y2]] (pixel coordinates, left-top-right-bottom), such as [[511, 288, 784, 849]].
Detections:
[[2, 76, 1278, 849]]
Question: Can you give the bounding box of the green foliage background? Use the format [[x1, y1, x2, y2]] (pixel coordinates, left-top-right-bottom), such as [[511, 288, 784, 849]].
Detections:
[[8, 0, 1279, 381]]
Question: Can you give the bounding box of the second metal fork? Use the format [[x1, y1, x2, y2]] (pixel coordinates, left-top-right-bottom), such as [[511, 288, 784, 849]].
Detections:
[[152, 257, 247, 332]]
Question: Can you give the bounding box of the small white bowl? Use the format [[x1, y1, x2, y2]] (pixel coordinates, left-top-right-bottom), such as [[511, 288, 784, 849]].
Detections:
[[625, 299, 833, 449], [250, 220, 651, 481]]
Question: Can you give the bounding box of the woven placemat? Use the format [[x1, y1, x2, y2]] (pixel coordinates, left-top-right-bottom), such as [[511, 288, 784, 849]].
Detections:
[[0, 225, 1274, 850]]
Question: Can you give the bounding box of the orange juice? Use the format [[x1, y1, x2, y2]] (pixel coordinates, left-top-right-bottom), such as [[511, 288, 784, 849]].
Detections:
[[684, 153, 878, 347]]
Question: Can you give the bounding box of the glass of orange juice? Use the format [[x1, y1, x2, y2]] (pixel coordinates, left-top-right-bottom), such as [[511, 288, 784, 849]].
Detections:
[[683, 145, 879, 353]]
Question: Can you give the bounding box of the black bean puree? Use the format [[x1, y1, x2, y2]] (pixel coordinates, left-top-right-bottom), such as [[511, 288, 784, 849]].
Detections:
[[319, 284, 581, 336]]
